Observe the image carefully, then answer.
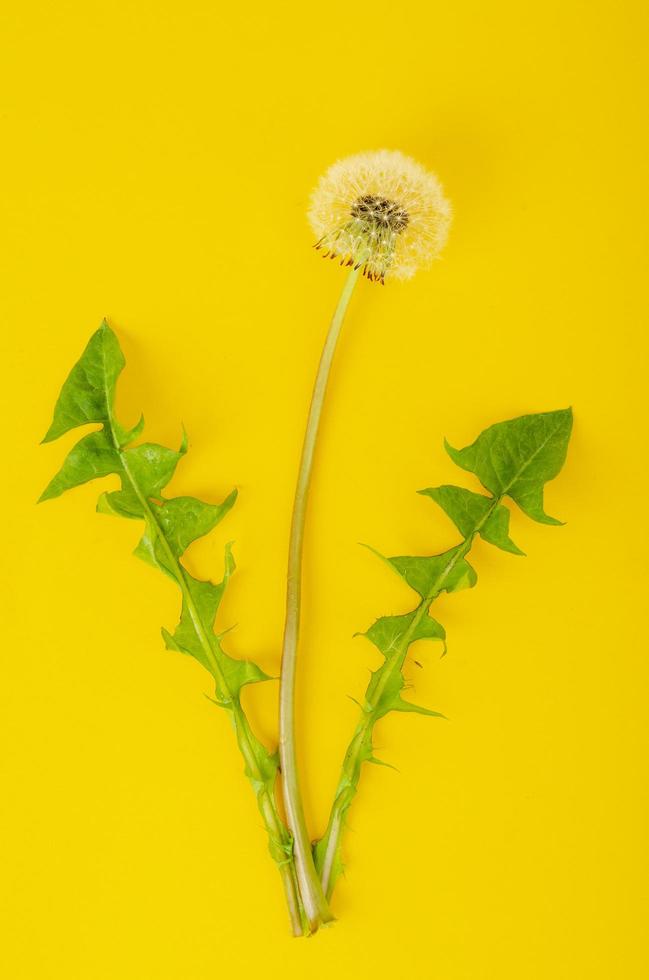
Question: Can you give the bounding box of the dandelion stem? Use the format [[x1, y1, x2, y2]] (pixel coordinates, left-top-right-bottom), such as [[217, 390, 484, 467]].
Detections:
[[279, 267, 361, 930]]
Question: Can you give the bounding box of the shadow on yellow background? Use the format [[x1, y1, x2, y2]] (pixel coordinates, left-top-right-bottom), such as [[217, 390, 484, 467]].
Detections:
[[1, 2, 647, 977]]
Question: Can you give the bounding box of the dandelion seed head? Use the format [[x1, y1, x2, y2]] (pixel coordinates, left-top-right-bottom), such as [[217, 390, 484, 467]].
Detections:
[[309, 150, 452, 283]]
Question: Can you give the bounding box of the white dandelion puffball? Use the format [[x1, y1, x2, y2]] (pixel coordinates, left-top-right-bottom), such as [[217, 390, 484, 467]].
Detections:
[[308, 150, 452, 284]]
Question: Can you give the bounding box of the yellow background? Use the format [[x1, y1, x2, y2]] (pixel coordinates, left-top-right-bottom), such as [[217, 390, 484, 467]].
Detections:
[[1, 2, 647, 977]]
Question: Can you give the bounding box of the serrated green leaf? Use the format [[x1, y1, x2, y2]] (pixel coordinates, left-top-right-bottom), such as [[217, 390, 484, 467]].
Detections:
[[445, 408, 572, 525], [419, 484, 524, 556], [41, 324, 289, 881], [162, 575, 227, 664], [156, 490, 237, 558], [366, 662, 443, 720], [133, 513, 179, 581], [362, 611, 446, 658], [381, 546, 477, 598], [121, 440, 186, 500], [39, 429, 122, 502], [319, 408, 573, 904], [96, 488, 143, 519], [166, 542, 233, 639], [158, 543, 269, 699], [41, 320, 123, 442], [219, 650, 273, 700], [163, 624, 271, 699]]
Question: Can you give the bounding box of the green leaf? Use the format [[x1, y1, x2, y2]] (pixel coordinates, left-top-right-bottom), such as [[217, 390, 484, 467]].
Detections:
[[419, 484, 524, 555], [41, 324, 286, 871], [219, 650, 273, 700], [42, 320, 123, 442], [319, 407, 573, 904], [161, 573, 227, 663], [96, 488, 143, 520], [156, 490, 238, 558], [365, 662, 443, 720], [445, 408, 572, 525], [132, 513, 180, 581], [158, 543, 268, 698], [121, 440, 186, 500], [39, 429, 122, 502], [372, 545, 477, 598], [362, 611, 446, 658]]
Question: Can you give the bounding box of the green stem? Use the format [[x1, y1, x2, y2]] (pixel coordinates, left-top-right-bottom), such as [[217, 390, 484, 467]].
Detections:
[[316, 496, 501, 899], [108, 420, 306, 937], [279, 268, 361, 930]]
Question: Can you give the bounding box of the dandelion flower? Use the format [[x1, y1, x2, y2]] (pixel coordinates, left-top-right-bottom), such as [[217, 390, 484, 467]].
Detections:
[[308, 149, 452, 283]]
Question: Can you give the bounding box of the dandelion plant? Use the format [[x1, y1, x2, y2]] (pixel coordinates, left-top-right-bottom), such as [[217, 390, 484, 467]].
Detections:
[[39, 322, 306, 936], [279, 150, 452, 929], [40, 151, 575, 937], [314, 408, 573, 897]]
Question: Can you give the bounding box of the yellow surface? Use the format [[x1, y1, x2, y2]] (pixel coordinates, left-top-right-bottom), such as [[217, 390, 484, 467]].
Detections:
[[1, 2, 647, 977]]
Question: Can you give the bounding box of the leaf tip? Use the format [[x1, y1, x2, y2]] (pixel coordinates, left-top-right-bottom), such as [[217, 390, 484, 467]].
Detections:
[[443, 437, 458, 457], [223, 540, 237, 576], [160, 626, 180, 652], [40, 420, 61, 444], [222, 487, 238, 513], [359, 542, 385, 562], [537, 512, 565, 527], [179, 424, 189, 455], [98, 318, 118, 342], [37, 478, 59, 503]]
